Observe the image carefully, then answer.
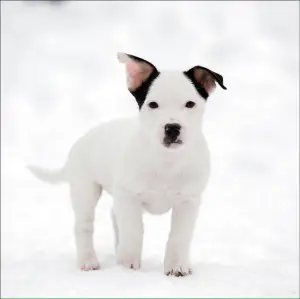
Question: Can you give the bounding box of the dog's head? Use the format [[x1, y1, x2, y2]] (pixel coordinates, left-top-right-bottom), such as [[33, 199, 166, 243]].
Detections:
[[118, 52, 227, 151]]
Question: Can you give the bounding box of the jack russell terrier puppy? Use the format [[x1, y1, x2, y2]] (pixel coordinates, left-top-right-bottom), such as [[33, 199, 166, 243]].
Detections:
[[29, 52, 227, 277]]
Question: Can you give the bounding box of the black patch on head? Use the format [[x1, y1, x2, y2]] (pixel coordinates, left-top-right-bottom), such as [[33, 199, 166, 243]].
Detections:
[[126, 54, 160, 109], [131, 70, 160, 109], [183, 70, 209, 100], [183, 66, 227, 100]]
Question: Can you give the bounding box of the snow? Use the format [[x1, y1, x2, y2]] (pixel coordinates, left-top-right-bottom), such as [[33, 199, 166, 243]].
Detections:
[[1, 1, 299, 297]]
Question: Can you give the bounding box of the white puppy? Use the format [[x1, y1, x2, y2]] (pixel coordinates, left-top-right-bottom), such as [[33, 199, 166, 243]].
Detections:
[[28, 52, 226, 277]]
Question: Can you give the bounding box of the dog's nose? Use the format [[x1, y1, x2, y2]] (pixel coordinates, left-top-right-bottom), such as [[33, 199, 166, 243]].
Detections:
[[165, 123, 181, 138]]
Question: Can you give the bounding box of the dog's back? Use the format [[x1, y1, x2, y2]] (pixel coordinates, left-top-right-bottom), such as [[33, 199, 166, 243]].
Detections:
[[28, 117, 138, 190]]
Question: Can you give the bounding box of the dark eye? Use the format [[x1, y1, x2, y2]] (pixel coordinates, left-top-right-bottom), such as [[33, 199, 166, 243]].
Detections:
[[185, 101, 196, 108], [148, 101, 159, 109]]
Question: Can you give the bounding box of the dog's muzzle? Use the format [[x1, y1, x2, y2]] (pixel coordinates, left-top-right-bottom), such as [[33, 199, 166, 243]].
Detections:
[[163, 123, 182, 147]]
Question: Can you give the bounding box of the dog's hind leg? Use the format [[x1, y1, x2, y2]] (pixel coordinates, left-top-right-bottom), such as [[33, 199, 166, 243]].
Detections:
[[111, 209, 119, 253], [70, 178, 102, 271]]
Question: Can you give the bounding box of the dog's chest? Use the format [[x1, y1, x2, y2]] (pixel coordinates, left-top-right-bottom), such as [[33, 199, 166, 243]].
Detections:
[[139, 186, 182, 214], [134, 168, 198, 215], [113, 143, 209, 215]]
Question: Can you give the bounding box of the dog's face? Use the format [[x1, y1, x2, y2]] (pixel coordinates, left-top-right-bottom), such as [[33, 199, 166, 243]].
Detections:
[[118, 53, 227, 151]]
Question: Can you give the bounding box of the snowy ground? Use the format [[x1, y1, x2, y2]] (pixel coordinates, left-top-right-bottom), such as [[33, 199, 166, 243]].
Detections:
[[1, 1, 299, 297]]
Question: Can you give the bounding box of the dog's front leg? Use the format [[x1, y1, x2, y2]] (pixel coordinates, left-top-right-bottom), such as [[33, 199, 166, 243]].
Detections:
[[164, 199, 200, 276], [113, 197, 143, 270]]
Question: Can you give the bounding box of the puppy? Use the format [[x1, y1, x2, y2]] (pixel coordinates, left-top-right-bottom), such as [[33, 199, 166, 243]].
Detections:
[[28, 52, 226, 277]]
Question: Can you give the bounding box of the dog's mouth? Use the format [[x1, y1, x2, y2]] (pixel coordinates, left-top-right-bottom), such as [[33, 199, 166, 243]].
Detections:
[[163, 136, 183, 148]]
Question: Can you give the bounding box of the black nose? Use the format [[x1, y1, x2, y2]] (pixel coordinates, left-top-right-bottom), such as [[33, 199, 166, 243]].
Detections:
[[165, 123, 181, 139]]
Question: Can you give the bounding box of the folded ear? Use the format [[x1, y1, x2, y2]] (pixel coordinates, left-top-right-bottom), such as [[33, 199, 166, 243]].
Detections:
[[117, 52, 158, 92], [184, 66, 227, 98]]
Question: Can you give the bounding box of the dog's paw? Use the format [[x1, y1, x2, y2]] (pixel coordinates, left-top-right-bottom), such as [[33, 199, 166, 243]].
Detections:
[[118, 259, 140, 270], [78, 255, 100, 271], [117, 251, 141, 270], [165, 263, 192, 277]]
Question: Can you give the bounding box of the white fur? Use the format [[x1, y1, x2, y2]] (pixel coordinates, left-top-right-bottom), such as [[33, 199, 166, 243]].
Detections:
[[28, 56, 213, 276]]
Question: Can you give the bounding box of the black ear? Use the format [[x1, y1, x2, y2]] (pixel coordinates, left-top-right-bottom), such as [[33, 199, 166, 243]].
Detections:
[[117, 52, 160, 109], [184, 66, 227, 99]]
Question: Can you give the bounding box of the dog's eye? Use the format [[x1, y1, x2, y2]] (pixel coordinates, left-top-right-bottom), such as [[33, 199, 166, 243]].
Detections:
[[185, 101, 196, 108], [148, 101, 159, 109]]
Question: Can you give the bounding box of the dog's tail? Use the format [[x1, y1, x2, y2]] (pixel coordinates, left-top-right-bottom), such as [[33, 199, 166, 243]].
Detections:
[[27, 165, 67, 184]]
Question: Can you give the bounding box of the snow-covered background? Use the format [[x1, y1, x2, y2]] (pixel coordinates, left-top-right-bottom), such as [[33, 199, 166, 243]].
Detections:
[[1, 1, 299, 297]]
